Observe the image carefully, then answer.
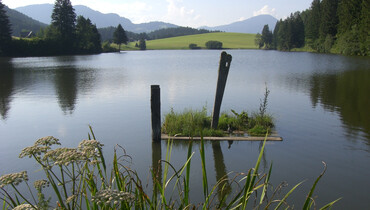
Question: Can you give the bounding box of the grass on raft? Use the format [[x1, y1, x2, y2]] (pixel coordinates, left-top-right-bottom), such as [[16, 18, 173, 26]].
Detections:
[[162, 107, 274, 137]]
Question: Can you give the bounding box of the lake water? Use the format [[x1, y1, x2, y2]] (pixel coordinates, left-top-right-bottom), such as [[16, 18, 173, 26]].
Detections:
[[0, 50, 369, 209]]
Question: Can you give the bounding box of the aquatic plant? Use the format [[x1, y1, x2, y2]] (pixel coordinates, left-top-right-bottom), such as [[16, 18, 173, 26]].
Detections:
[[0, 127, 339, 209]]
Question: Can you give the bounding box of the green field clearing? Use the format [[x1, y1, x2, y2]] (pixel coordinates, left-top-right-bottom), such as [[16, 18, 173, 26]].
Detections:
[[127, 32, 258, 50]]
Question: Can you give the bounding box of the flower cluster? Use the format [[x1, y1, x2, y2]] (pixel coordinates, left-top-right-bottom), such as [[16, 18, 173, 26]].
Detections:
[[78, 139, 104, 158], [19, 136, 60, 159], [33, 179, 49, 190], [0, 171, 28, 188], [19, 145, 49, 158], [91, 189, 135, 206], [54, 149, 87, 166], [34, 136, 60, 146], [12, 204, 35, 210]]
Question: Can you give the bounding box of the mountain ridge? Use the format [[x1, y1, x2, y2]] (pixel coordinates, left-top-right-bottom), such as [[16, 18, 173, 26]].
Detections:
[[15, 4, 178, 33], [201, 15, 278, 34], [14, 4, 277, 34], [5, 5, 47, 36]]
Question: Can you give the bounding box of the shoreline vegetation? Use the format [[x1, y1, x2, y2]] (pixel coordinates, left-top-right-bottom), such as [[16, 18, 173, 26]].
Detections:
[[0, 127, 340, 209], [162, 86, 274, 137]]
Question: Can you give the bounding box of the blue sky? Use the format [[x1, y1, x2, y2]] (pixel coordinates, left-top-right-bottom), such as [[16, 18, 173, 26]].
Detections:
[[3, 0, 313, 27]]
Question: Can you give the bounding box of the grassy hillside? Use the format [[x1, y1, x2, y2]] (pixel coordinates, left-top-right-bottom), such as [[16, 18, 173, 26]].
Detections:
[[126, 32, 258, 50]]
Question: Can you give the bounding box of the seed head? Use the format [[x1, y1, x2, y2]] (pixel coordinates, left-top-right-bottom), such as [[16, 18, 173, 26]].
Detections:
[[0, 171, 28, 188], [33, 179, 49, 190]]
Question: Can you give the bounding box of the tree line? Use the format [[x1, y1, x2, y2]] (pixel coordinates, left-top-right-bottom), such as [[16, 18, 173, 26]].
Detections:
[[98, 26, 213, 43], [1, 0, 102, 56], [256, 0, 369, 56]]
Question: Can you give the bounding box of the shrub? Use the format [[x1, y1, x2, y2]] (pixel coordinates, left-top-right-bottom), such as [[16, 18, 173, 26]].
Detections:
[[205, 40, 223, 49], [189, 43, 201, 49]]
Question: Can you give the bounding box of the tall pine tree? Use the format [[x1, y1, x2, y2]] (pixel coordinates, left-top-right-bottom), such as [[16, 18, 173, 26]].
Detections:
[[76, 16, 102, 53], [358, 0, 369, 55], [306, 0, 321, 41], [113, 24, 128, 51], [320, 0, 339, 39], [337, 0, 362, 34], [51, 0, 76, 53], [0, 0, 12, 55]]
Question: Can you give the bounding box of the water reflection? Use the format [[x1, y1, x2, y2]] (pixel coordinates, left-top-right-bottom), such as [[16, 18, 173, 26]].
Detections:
[[151, 141, 162, 194], [211, 142, 231, 202], [308, 69, 370, 140], [0, 58, 14, 119], [54, 66, 78, 114]]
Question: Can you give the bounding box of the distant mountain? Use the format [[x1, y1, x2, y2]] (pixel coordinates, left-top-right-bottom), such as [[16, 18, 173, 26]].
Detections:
[[201, 15, 278, 34], [15, 4, 178, 33], [5, 6, 47, 36]]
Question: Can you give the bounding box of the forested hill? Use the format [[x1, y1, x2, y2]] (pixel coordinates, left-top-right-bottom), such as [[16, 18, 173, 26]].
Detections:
[[5, 6, 47, 36], [99, 26, 214, 42], [257, 0, 369, 56]]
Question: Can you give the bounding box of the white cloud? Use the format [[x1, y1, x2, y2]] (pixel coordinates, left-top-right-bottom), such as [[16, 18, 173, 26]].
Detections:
[[161, 0, 202, 27], [253, 5, 276, 17]]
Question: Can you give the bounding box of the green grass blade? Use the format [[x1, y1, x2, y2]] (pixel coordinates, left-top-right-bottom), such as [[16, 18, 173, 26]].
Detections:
[[303, 162, 327, 210], [89, 125, 107, 174], [200, 135, 209, 200], [260, 162, 273, 204], [274, 181, 303, 210], [319, 198, 342, 210], [184, 140, 193, 206], [241, 134, 267, 209], [113, 150, 122, 191]]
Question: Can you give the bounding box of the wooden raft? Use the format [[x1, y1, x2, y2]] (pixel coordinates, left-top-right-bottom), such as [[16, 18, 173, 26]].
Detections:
[[161, 134, 282, 141]]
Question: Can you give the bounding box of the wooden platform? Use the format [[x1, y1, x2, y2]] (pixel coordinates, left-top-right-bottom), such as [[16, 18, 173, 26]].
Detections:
[[161, 134, 282, 141]]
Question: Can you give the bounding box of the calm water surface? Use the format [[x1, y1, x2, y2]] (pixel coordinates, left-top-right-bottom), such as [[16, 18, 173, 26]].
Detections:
[[0, 50, 369, 209]]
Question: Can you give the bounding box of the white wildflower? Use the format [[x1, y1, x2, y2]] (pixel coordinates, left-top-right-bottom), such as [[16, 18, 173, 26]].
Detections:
[[12, 204, 35, 210]]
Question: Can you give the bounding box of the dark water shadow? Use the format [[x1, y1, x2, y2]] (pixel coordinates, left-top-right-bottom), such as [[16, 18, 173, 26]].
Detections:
[[0, 58, 14, 120]]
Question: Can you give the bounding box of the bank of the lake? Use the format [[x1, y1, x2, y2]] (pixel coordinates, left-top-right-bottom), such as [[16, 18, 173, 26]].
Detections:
[[114, 32, 258, 50], [0, 50, 369, 209]]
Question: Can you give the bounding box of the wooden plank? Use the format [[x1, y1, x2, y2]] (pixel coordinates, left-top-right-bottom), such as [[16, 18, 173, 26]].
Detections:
[[161, 134, 282, 141]]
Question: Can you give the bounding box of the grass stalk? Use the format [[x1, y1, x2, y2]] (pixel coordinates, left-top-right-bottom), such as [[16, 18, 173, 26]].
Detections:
[[200, 136, 209, 201]]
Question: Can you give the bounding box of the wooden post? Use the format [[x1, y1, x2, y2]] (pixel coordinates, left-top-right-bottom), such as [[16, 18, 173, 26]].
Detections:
[[211, 51, 232, 129], [151, 85, 161, 142]]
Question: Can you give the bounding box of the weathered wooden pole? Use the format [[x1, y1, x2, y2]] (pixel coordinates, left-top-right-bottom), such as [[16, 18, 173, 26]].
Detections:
[[211, 51, 232, 129], [151, 85, 161, 142]]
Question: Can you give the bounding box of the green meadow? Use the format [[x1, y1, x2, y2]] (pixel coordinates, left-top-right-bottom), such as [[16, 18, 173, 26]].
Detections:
[[126, 32, 258, 50]]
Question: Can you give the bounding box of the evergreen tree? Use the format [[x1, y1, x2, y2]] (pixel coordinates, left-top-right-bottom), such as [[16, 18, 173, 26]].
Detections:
[[306, 0, 321, 41], [320, 0, 339, 39], [358, 0, 369, 55], [0, 0, 12, 55], [291, 12, 305, 48], [76, 16, 101, 53], [139, 38, 146, 50], [113, 24, 128, 51], [272, 20, 281, 49], [261, 24, 273, 49], [337, 0, 362, 34], [51, 0, 76, 53]]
